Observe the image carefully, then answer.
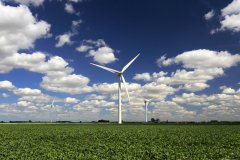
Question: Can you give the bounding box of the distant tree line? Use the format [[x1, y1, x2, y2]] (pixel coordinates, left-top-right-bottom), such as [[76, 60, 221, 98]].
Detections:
[[98, 119, 110, 122]]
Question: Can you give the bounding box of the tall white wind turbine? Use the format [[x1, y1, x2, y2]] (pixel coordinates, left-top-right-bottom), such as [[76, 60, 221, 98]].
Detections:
[[50, 96, 59, 123], [90, 53, 140, 124], [139, 95, 153, 122]]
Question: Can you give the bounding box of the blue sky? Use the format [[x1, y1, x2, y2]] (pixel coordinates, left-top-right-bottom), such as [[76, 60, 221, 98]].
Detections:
[[1, 0, 240, 122]]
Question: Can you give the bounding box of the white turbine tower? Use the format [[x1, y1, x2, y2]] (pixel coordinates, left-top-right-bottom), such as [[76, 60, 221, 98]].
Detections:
[[139, 95, 153, 123], [90, 53, 140, 124], [50, 96, 59, 123]]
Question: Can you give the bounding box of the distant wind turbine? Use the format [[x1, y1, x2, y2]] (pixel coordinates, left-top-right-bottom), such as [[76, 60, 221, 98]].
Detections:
[[139, 95, 153, 122], [90, 53, 140, 124], [50, 96, 59, 123]]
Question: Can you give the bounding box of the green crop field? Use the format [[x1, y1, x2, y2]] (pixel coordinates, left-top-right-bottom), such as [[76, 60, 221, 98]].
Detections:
[[0, 123, 240, 159]]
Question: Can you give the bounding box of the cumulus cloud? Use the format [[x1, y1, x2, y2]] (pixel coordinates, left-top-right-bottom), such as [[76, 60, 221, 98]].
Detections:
[[74, 100, 117, 109], [55, 32, 74, 47], [65, 97, 80, 103], [76, 39, 118, 64], [133, 71, 168, 82], [152, 101, 195, 116], [0, 52, 74, 75], [133, 73, 152, 81], [211, 0, 240, 33], [64, 3, 80, 16], [87, 47, 118, 65], [157, 50, 240, 69], [2, 93, 10, 98], [184, 83, 210, 92], [204, 10, 215, 20], [156, 68, 224, 85], [76, 39, 106, 51], [219, 86, 236, 94], [141, 82, 181, 95], [172, 93, 210, 106], [18, 94, 54, 103], [0, 2, 51, 58], [154, 50, 240, 90], [40, 74, 93, 94], [85, 94, 108, 100], [76, 45, 93, 52], [0, 81, 15, 90], [221, 0, 240, 16], [93, 82, 141, 94], [17, 101, 33, 107], [83, 39, 107, 47], [13, 88, 42, 96]]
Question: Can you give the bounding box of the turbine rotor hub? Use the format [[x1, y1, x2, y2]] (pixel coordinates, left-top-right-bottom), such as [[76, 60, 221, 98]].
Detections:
[[116, 73, 122, 77]]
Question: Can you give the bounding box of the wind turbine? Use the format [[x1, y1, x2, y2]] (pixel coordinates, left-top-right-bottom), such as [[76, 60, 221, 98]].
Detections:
[[90, 53, 140, 124], [50, 96, 59, 123], [139, 95, 154, 123]]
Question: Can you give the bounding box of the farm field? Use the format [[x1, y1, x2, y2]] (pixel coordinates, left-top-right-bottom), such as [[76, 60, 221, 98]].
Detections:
[[0, 123, 240, 159]]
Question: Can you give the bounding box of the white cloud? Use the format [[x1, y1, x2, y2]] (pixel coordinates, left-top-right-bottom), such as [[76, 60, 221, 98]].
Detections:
[[221, 0, 240, 16], [76, 45, 93, 52], [141, 82, 180, 95], [133, 71, 168, 82], [5, 0, 45, 7], [40, 74, 93, 94], [17, 101, 33, 107], [133, 73, 152, 81], [83, 39, 107, 47], [13, 88, 42, 96], [215, 13, 240, 33], [77, 39, 118, 64], [155, 50, 240, 88], [0, 81, 15, 90], [219, 86, 236, 94], [152, 101, 194, 116], [152, 71, 168, 78], [204, 10, 215, 20], [184, 83, 210, 92], [88, 47, 118, 65], [18, 94, 54, 103], [64, 3, 80, 16], [158, 50, 240, 69], [74, 100, 117, 108], [172, 93, 210, 106], [65, 97, 80, 103], [93, 82, 141, 94], [2, 93, 10, 98], [0, 2, 51, 58], [55, 32, 74, 47], [85, 94, 108, 100], [0, 52, 73, 75], [156, 68, 224, 85], [211, 0, 240, 33]]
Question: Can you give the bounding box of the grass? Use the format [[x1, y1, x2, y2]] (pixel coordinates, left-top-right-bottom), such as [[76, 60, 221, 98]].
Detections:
[[0, 123, 240, 159]]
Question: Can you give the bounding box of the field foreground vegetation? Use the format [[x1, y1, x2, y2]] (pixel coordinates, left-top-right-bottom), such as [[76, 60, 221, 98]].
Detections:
[[0, 123, 240, 159]]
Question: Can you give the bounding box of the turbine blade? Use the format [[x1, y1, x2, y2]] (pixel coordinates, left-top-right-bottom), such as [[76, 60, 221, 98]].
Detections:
[[139, 95, 144, 100], [53, 106, 59, 113], [121, 75, 130, 102], [52, 96, 56, 105], [121, 53, 140, 73], [90, 63, 120, 74]]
